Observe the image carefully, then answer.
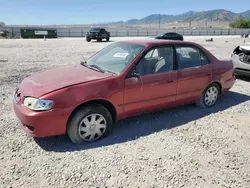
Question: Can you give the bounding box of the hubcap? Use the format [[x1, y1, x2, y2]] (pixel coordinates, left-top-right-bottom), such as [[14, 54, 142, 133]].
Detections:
[[204, 86, 218, 107], [78, 113, 107, 141]]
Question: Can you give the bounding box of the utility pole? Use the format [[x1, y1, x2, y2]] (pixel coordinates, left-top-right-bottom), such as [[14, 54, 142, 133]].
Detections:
[[158, 14, 161, 29], [189, 14, 192, 29]]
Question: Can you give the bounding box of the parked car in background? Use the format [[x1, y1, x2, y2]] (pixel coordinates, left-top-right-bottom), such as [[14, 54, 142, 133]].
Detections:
[[13, 39, 235, 144], [149, 32, 183, 41], [231, 44, 250, 77], [86, 28, 110, 42]]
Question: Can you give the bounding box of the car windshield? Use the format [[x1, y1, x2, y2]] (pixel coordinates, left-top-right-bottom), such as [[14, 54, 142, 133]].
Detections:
[[90, 28, 101, 32], [82, 42, 145, 74]]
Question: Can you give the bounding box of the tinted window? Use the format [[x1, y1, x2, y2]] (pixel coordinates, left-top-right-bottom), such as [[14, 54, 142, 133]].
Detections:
[[164, 33, 171, 37], [90, 28, 101, 32], [175, 45, 209, 70], [135, 46, 174, 76]]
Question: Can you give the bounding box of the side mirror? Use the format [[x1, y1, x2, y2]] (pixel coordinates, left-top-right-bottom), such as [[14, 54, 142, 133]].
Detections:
[[131, 69, 140, 78]]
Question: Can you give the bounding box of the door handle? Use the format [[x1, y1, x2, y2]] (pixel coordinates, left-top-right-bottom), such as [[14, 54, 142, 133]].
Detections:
[[167, 80, 174, 83]]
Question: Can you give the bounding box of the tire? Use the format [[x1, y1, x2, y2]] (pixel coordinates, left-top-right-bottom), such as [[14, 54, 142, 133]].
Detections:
[[106, 37, 110, 42], [86, 38, 91, 42], [196, 83, 220, 108], [67, 104, 113, 144]]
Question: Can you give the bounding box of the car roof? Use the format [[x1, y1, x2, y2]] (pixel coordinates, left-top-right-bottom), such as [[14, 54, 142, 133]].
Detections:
[[119, 39, 196, 47]]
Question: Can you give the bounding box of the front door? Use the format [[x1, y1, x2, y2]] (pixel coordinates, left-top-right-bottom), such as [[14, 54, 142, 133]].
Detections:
[[123, 45, 178, 116], [174, 45, 212, 105]]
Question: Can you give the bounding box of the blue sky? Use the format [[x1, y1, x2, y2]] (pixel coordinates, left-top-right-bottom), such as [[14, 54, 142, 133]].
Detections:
[[0, 0, 249, 24]]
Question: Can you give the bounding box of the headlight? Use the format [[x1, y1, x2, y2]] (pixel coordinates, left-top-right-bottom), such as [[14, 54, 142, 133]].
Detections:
[[24, 97, 54, 111]]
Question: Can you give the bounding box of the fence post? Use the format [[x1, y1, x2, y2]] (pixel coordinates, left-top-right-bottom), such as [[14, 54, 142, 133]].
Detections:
[[138, 29, 139, 36], [127, 30, 129, 36], [116, 30, 118, 37], [69, 28, 70, 37], [221, 29, 222, 35], [147, 30, 148, 36], [228, 29, 230, 35]]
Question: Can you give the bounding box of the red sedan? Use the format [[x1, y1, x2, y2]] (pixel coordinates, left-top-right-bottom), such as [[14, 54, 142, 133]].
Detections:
[[13, 39, 235, 144]]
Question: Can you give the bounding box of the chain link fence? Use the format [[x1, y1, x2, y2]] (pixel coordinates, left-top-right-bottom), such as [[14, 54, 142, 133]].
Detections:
[[1, 25, 250, 38]]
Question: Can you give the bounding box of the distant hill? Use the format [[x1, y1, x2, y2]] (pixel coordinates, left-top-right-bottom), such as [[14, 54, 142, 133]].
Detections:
[[242, 10, 250, 18], [116, 9, 250, 25]]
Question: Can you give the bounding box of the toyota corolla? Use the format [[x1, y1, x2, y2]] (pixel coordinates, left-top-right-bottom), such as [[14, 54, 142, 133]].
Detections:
[[13, 39, 235, 144]]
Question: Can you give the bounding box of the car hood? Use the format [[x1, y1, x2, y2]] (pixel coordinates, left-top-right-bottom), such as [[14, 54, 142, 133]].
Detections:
[[239, 44, 250, 51], [18, 64, 112, 98]]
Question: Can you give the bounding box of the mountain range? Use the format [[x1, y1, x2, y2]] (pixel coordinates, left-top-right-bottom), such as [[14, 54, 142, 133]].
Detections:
[[114, 9, 250, 25]]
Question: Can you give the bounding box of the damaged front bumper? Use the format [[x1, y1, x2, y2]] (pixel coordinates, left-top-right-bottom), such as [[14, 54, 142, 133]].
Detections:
[[231, 45, 250, 77]]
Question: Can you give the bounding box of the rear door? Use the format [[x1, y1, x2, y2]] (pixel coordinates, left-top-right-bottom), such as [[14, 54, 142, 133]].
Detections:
[[174, 44, 212, 105]]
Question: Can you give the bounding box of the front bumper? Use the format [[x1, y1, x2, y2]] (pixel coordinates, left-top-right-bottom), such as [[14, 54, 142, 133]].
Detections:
[[86, 35, 102, 39], [234, 68, 250, 77], [13, 100, 74, 137]]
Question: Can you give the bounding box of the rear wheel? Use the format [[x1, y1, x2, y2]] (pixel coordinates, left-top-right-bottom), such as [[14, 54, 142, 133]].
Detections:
[[196, 83, 220, 108], [106, 37, 110, 42], [67, 104, 113, 144], [86, 38, 91, 42]]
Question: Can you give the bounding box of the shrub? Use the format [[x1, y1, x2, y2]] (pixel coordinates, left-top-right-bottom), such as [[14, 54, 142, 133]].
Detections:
[[230, 18, 250, 28]]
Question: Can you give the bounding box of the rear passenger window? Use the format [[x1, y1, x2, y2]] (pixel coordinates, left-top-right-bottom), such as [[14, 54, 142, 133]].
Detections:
[[175, 46, 210, 70]]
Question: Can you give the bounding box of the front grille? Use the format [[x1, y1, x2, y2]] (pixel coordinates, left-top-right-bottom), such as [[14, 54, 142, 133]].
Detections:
[[239, 54, 250, 64]]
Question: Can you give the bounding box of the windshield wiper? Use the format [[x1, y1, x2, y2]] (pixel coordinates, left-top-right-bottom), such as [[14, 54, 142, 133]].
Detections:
[[89, 64, 105, 73], [80, 60, 88, 66], [81, 62, 117, 75]]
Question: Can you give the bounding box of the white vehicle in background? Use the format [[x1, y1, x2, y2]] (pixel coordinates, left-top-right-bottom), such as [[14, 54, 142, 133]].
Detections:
[[231, 44, 250, 77]]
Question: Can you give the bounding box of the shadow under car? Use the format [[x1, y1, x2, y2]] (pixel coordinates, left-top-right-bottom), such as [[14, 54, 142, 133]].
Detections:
[[34, 91, 250, 152]]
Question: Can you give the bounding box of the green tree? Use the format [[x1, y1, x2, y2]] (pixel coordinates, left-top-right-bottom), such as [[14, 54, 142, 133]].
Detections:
[[230, 18, 250, 28], [0, 22, 5, 26]]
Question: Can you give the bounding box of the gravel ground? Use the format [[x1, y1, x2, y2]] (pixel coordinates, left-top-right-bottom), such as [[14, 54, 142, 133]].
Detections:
[[0, 36, 250, 188]]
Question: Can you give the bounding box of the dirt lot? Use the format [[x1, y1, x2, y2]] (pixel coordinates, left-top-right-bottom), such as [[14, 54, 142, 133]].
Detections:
[[0, 36, 250, 188]]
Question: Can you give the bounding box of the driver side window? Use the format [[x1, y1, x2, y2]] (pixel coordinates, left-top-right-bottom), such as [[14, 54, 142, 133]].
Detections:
[[135, 46, 174, 76]]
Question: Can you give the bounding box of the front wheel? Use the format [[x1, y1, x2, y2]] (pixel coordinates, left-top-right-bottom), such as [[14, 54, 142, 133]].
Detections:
[[67, 104, 113, 144], [86, 38, 91, 42], [106, 37, 110, 42], [196, 83, 220, 108]]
